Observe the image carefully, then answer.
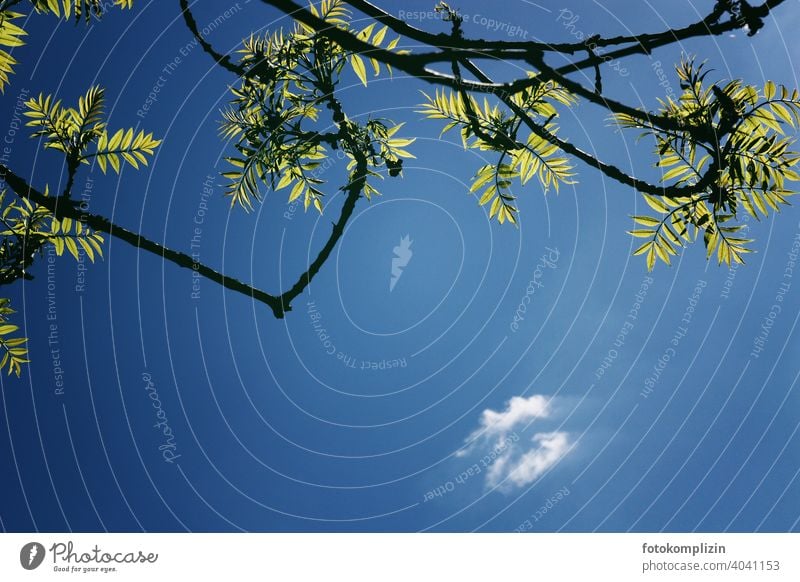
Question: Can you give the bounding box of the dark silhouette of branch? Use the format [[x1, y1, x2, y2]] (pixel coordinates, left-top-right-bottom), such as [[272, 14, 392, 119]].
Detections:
[[277, 59, 371, 311], [257, 0, 696, 135], [2, 156, 373, 317], [184, 0, 787, 140], [277, 155, 367, 311], [178, 0, 246, 76], [188, 0, 784, 139], [458, 59, 720, 199], [344, 0, 785, 70], [163, 0, 783, 309], [0, 164, 286, 317], [257, 0, 797, 200], [176, 3, 374, 315], [62, 157, 79, 199], [3, 2, 380, 319], [260, 0, 786, 134], [584, 36, 603, 95], [247, 0, 722, 198], [550, 2, 753, 73]]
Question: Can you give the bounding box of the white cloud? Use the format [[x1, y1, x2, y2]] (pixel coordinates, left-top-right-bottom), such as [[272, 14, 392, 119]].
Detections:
[[478, 394, 550, 436], [486, 431, 571, 489], [457, 395, 550, 456], [457, 394, 572, 491]]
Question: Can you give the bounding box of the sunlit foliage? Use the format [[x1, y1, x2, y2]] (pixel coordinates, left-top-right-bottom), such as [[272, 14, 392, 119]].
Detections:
[[615, 59, 800, 269]]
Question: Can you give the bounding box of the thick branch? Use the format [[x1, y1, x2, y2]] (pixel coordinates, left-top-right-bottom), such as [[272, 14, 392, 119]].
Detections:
[[0, 164, 288, 317], [175, 0, 371, 316], [459, 59, 719, 199], [260, 0, 776, 192], [174, 0, 735, 309], [344, 0, 785, 72], [258, 0, 695, 134], [240, 0, 724, 198], [342, 0, 704, 54], [557, 0, 786, 73], [261, 0, 787, 135], [277, 154, 367, 311], [179, 0, 246, 76]]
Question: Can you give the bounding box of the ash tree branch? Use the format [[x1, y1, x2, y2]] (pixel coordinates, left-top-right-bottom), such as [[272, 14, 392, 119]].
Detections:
[[558, 0, 786, 73], [277, 49, 372, 311], [2, 152, 370, 317], [260, 0, 786, 135], [0, 163, 286, 316], [344, 0, 785, 70], [259, 0, 764, 196], [458, 59, 719, 199], [277, 154, 367, 311], [174, 0, 373, 314], [257, 0, 690, 135], [178, 0, 246, 76], [584, 35, 603, 95], [250, 0, 718, 198], [167, 0, 767, 308]]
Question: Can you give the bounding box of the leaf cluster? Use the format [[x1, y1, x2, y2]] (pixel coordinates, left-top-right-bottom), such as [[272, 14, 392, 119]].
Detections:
[[24, 85, 161, 176], [615, 58, 800, 269], [220, 0, 412, 212], [31, 0, 131, 22], [0, 297, 27, 376], [418, 77, 577, 224], [0, 1, 134, 92], [0, 187, 104, 272]]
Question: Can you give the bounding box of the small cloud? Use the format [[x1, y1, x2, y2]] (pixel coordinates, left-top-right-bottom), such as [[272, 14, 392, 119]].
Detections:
[[457, 395, 550, 456], [486, 431, 571, 489], [479, 394, 550, 435], [457, 394, 572, 491]]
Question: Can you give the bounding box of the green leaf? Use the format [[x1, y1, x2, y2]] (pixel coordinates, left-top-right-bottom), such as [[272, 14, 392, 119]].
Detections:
[[288, 179, 304, 202], [661, 165, 691, 182], [0, 11, 27, 92], [372, 25, 388, 46], [350, 54, 368, 87], [643, 194, 670, 213], [771, 102, 794, 127], [765, 80, 776, 100], [478, 188, 495, 206], [633, 215, 662, 226], [646, 247, 656, 271], [0, 324, 18, 335], [470, 166, 493, 193], [654, 240, 671, 265]]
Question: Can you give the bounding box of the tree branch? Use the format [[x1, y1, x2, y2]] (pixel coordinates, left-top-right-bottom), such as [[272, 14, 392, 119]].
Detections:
[[343, 0, 785, 71], [172, 1, 377, 317], [558, 0, 786, 73], [277, 153, 367, 311], [169, 0, 744, 310], [0, 164, 288, 317], [257, 0, 695, 134], [261, 0, 787, 136], [276, 32, 371, 311], [178, 0, 246, 77], [458, 59, 719, 199]]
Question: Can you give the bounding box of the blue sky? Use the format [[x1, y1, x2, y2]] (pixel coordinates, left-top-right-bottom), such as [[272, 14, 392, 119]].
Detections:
[[0, 0, 799, 532]]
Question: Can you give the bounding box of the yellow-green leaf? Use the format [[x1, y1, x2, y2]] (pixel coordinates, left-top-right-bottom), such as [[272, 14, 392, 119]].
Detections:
[[350, 54, 368, 87]]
